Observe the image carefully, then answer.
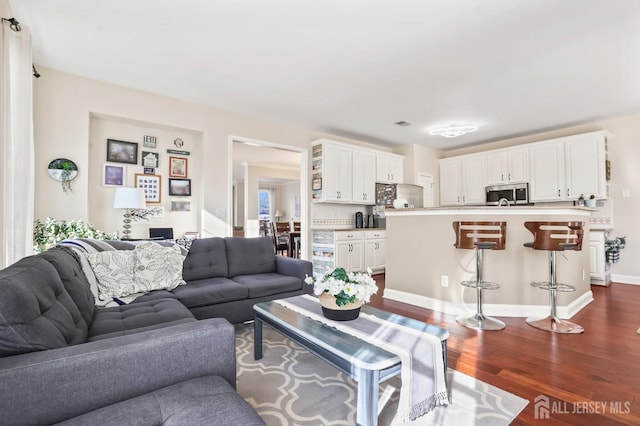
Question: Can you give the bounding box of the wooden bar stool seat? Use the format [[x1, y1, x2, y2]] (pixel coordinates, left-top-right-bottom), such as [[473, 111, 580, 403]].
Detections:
[[523, 221, 585, 334], [453, 221, 507, 331]]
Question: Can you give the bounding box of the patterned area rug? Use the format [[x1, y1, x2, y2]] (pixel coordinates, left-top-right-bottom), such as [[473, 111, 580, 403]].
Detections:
[[236, 324, 529, 425]]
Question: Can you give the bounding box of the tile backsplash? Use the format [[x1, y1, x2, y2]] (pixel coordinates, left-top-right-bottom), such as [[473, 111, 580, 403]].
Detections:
[[312, 203, 373, 229]]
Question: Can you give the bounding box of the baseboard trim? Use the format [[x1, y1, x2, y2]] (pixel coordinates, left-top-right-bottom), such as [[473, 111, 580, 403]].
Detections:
[[611, 274, 640, 285], [383, 288, 594, 319]]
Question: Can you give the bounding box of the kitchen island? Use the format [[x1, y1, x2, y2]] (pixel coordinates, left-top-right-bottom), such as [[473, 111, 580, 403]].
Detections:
[[383, 206, 593, 319]]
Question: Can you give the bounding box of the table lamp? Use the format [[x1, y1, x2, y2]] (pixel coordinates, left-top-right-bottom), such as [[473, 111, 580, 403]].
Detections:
[[274, 210, 284, 222], [113, 187, 146, 239]]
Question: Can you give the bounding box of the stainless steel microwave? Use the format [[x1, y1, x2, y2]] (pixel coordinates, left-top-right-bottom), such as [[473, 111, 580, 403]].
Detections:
[[486, 183, 529, 205]]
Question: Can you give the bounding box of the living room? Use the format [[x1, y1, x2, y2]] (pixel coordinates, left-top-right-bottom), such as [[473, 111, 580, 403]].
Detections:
[[2, 1, 640, 425]]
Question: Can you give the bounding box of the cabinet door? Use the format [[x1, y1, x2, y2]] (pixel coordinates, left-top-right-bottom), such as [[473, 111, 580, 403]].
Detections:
[[323, 144, 353, 202], [439, 159, 462, 205], [485, 152, 506, 185], [376, 154, 403, 183], [462, 156, 486, 204], [349, 240, 364, 272], [335, 241, 351, 270], [565, 133, 606, 200], [529, 142, 564, 201], [352, 149, 376, 204], [507, 148, 529, 183]]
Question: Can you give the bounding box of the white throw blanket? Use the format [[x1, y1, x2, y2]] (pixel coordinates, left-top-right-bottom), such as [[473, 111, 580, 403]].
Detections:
[[276, 295, 449, 423]]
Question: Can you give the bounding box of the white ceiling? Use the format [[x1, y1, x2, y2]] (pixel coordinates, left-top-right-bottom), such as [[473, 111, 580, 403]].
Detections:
[[10, 0, 640, 150]]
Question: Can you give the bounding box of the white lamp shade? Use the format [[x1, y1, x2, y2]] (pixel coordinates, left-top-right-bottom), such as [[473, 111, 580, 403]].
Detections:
[[113, 187, 146, 209], [274, 210, 284, 218]]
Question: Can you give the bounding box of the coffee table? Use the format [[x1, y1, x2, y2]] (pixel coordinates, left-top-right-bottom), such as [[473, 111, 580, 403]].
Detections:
[[253, 300, 449, 426]]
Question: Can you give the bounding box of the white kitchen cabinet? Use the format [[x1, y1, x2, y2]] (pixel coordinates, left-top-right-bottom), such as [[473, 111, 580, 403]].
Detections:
[[322, 143, 353, 202], [485, 148, 529, 185], [352, 149, 376, 205], [439, 155, 485, 205], [529, 131, 607, 202], [364, 230, 386, 272], [589, 230, 610, 285], [335, 231, 364, 272], [376, 153, 404, 184]]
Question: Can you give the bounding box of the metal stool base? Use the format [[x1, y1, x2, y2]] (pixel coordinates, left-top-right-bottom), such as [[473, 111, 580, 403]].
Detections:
[[457, 313, 505, 331], [526, 315, 584, 334]]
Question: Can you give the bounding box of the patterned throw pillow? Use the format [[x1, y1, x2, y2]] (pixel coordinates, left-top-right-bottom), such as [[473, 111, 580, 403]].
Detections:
[[134, 243, 186, 292], [86, 250, 138, 299]]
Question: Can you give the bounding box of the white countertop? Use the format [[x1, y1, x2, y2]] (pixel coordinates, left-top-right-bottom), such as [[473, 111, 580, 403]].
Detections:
[[384, 206, 594, 217]]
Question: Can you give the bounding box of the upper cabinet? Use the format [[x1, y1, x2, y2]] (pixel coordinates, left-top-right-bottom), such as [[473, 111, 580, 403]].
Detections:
[[312, 139, 402, 204], [376, 153, 404, 184], [439, 155, 486, 206], [529, 131, 607, 202], [485, 148, 529, 185]]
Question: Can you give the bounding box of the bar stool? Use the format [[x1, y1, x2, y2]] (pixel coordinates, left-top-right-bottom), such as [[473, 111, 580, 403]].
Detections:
[[453, 221, 507, 330], [523, 221, 585, 334]]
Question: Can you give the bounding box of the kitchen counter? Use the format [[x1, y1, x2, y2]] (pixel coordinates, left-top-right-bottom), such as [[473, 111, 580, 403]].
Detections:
[[383, 207, 593, 319]]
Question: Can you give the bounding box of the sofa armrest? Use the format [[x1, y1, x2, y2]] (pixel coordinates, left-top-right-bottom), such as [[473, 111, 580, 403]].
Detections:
[[275, 256, 313, 294], [0, 318, 235, 425]]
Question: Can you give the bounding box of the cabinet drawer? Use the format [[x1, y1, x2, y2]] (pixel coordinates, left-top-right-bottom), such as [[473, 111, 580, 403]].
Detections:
[[365, 230, 386, 240], [335, 231, 364, 241]]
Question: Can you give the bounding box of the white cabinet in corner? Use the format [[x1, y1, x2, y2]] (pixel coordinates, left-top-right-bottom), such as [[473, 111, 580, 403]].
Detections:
[[352, 149, 376, 205], [335, 231, 364, 273], [376, 153, 404, 184], [321, 143, 353, 202], [364, 230, 386, 272]]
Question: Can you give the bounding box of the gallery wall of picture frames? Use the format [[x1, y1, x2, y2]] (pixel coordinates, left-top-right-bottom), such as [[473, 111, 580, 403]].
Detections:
[[106, 135, 192, 209]]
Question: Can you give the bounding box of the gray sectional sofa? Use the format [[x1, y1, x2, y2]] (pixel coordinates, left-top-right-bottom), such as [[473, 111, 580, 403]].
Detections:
[[0, 236, 313, 425]]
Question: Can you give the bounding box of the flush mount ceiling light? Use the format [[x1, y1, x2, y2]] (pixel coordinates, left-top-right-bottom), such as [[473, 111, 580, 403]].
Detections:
[[429, 125, 478, 138]]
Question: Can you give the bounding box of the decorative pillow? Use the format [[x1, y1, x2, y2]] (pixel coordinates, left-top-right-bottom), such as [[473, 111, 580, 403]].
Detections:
[[134, 243, 186, 292], [86, 250, 138, 299]]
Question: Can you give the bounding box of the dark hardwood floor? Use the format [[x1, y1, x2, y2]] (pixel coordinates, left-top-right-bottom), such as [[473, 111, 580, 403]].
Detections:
[[368, 274, 640, 425]]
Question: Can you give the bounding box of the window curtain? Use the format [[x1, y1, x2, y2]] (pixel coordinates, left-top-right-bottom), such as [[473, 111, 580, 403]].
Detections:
[[0, 20, 34, 268]]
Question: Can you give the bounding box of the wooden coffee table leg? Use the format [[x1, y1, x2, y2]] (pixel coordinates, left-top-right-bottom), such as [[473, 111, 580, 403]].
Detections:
[[254, 317, 264, 360]]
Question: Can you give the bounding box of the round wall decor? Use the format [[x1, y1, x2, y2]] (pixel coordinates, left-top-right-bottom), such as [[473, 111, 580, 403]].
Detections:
[[47, 158, 78, 192]]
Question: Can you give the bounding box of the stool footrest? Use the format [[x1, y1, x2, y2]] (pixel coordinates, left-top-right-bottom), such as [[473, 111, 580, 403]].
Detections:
[[461, 280, 500, 290], [530, 281, 576, 292]]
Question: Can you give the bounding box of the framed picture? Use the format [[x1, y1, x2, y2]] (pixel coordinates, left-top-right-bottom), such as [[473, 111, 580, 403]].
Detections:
[[143, 135, 157, 148], [168, 178, 191, 196], [312, 178, 322, 190], [106, 139, 138, 164], [171, 200, 191, 212], [169, 157, 188, 178], [102, 163, 126, 187], [135, 173, 162, 203], [142, 151, 159, 168]]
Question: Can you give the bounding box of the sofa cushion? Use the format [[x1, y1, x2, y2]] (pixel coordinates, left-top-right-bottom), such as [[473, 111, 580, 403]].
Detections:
[[231, 273, 303, 298], [55, 376, 265, 426], [225, 237, 276, 277], [88, 298, 195, 341], [86, 250, 138, 299], [182, 237, 228, 281], [0, 256, 88, 356], [172, 277, 248, 309], [40, 247, 96, 325], [134, 242, 186, 291]]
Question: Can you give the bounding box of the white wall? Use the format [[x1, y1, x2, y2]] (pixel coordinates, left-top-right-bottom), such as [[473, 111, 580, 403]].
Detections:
[[32, 67, 372, 238]]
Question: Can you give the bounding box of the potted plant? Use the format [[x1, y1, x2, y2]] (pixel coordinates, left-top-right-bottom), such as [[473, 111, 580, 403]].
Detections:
[[604, 236, 626, 263], [585, 195, 597, 208], [47, 158, 78, 193], [33, 217, 116, 253], [304, 267, 378, 321]]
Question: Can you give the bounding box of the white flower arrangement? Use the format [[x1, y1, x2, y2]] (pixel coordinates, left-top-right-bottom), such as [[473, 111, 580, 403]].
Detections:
[[305, 267, 378, 307]]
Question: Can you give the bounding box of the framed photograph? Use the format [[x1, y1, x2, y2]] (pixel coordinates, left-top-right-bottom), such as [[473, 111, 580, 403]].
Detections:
[[106, 139, 138, 164], [143, 135, 157, 148], [102, 163, 126, 187], [169, 157, 188, 178], [135, 173, 162, 203], [312, 178, 322, 190], [171, 200, 191, 212], [168, 178, 191, 196], [142, 151, 159, 168]]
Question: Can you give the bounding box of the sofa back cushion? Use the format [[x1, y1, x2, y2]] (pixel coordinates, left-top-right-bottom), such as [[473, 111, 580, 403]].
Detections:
[[182, 238, 228, 281], [40, 247, 96, 325], [0, 255, 88, 357], [225, 237, 276, 277]]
